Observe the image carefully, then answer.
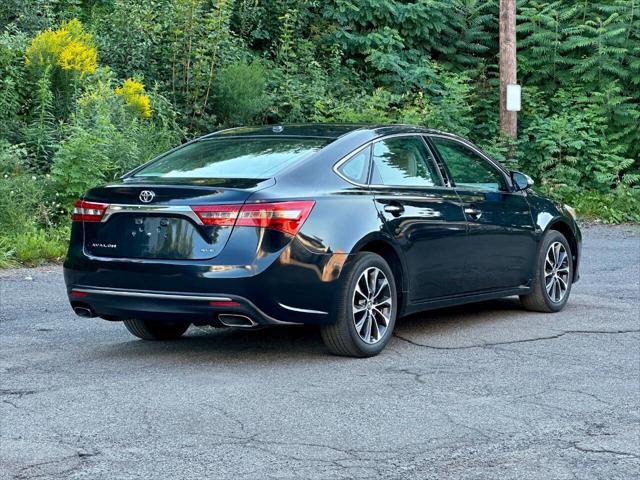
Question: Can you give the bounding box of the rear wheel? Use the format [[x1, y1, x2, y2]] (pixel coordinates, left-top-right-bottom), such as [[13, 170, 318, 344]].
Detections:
[[123, 319, 190, 340], [520, 230, 573, 312], [321, 252, 397, 357]]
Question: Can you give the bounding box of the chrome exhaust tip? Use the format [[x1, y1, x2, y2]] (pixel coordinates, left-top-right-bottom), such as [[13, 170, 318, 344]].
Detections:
[[73, 306, 95, 318], [218, 314, 258, 328]]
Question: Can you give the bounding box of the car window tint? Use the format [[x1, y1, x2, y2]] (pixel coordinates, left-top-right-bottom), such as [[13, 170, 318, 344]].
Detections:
[[338, 146, 370, 184], [370, 137, 442, 187], [133, 138, 330, 179], [431, 137, 507, 192]]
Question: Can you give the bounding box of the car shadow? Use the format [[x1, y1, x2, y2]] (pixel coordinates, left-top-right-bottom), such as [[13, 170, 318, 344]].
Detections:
[[92, 298, 527, 363], [397, 297, 525, 329], [393, 297, 538, 345], [93, 324, 328, 363]]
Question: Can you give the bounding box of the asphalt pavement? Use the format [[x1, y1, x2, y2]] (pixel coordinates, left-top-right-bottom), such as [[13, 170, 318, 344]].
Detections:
[[1, 224, 638, 479]]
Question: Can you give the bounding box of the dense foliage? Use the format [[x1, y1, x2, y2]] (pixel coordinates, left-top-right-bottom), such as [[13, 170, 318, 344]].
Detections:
[[0, 0, 638, 265]]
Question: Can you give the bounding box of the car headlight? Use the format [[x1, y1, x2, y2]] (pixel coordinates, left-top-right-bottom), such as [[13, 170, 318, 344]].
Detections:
[[564, 204, 577, 220]]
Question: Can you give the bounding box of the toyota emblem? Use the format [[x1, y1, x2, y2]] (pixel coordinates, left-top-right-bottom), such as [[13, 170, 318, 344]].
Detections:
[[139, 190, 155, 203]]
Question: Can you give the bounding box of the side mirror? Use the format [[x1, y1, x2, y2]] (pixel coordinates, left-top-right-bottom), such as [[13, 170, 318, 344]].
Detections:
[[511, 171, 534, 191]]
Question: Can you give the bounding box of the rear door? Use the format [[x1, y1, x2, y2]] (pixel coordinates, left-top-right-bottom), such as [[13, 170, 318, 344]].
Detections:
[[428, 136, 537, 291], [370, 135, 468, 302]]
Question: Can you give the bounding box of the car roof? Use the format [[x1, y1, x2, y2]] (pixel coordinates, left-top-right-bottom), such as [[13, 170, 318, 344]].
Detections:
[[202, 124, 449, 140]]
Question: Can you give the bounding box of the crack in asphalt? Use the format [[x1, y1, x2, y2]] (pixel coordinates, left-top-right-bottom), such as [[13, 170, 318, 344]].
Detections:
[[0, 389, 37, 409], [2, 399, 19, 409], [572, 442, 640, 459], [0, 389, 37, 396], [392, 329, 640, 350], [2, 226, 638, 480], [15, 455, 83, 480]]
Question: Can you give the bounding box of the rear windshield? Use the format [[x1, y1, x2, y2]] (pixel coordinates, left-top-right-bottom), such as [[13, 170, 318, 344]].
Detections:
[[132, 137, 330, 179]]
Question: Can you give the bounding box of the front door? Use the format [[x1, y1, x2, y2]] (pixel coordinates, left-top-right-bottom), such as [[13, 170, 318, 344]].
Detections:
[[429, 136, 537, 292], [370, 135, 468, 302]]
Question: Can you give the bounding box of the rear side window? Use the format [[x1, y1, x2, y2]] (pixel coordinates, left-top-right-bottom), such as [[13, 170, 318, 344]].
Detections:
[[430, 137, 507, 192], [337, 146, 371, 184], [133, 138, 330, 179], [370, 137, 442, 187]]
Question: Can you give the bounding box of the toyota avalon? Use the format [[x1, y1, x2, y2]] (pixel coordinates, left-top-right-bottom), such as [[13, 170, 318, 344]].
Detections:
[[64, 124, 581, 357]]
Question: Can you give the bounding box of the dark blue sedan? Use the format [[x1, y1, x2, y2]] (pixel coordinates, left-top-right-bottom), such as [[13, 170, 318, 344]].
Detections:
[[64, 124, 581, 357]]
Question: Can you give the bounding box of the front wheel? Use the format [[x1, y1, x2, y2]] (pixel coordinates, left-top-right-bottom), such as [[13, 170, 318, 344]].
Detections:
[[321, 252, 398, 357], [520, 230, 573, 312], [123, 319, 190, 340]]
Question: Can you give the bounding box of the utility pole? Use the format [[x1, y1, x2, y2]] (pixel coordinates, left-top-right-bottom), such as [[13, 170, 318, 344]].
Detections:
[[499, 0, 518, 139]]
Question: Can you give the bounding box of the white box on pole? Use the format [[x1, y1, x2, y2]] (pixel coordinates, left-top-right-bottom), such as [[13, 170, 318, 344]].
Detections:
[[506, 84, 521, 112]]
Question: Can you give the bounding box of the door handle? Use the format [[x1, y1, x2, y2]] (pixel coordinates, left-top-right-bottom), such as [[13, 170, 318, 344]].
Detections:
[[384, 203, 404, 216], [464, 206, 482, 220]]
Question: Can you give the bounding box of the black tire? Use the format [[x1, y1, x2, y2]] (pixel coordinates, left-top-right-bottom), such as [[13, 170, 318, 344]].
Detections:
[[520, 230, 573, 313], [321, 252, 398, 357], [123, 319, 190, 340]]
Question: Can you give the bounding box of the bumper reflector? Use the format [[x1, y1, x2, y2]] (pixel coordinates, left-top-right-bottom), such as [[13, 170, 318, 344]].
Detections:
[[209, 300, 241, 307]]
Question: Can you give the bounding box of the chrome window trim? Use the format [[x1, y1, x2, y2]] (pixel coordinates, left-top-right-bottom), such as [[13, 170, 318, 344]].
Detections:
[[101, 204, 204, 225], [334, 144, 372, 186], [332, 133, 447, 189], [367, 189, 461, 201]]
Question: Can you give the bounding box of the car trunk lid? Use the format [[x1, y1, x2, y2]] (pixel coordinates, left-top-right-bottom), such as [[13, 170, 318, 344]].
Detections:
[[80, 178, 273, 260]]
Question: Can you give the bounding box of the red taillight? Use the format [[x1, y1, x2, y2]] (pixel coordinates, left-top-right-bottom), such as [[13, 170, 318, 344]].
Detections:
[[70, 290, 89, 297], [192, 201, 315, 236], [236, 201, 315, 235], [191, 204, 242, 226], [72, 200, 109, 222]]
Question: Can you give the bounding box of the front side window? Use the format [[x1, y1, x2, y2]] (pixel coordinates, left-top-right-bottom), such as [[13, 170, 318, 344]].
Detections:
[[370, 137, 442, 187], [133, 138, 330, 179], [430, 137, 507, 192]]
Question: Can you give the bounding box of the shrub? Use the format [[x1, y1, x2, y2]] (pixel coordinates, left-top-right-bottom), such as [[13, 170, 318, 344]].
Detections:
[[518, 88, 638, 199], [25, 18, 96, 76], [213, 60, 270, 125], [568, 187, 640, 224], [0, 227, 69, 268], [115, 78, 152, 119], [0, 32, 28, 144], [51, 75, 181, 205], [2, 227, 69, 267], [0, 141, 62, 232]]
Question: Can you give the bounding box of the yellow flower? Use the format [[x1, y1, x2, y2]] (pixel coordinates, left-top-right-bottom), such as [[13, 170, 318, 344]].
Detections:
[[115, 79, 152, 118], [25, 19, 97, 76], [58, 40, 97, 74]]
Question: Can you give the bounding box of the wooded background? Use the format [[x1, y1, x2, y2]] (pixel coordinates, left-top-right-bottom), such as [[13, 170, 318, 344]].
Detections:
[[0, 0, 638, 266]]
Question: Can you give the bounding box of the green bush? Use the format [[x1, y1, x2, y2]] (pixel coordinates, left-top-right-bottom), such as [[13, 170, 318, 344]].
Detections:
[[52, 74, 181, 205], [569, 187, 640, 224], [0, 227, 69, 268], [0, 141, 62, 231], [0, 32, 28, 144], [0, 3, 639, 267], [0, 141, 68, 267], [518, 88, 638, 201], [213, 60, 270, 126]]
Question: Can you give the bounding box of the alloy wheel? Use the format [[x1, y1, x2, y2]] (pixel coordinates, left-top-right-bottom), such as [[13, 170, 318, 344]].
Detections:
[[544, 241, 570, 303], [352, 267, 392, 344]]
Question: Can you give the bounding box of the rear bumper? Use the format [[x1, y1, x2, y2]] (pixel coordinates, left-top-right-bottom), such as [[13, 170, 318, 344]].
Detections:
[[63, 237, 351, 326], [68, 287, 304, 326]]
